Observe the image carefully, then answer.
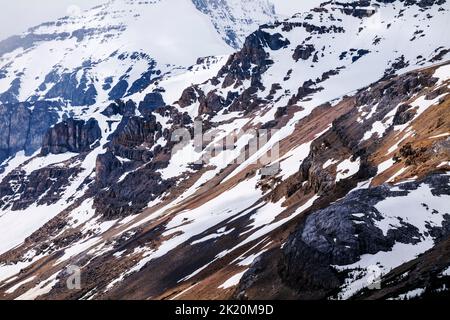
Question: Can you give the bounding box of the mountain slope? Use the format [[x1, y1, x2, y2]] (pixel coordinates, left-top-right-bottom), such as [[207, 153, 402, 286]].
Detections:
[[0, 0, 280, 164], [192, 0, 277, 48], [0, 0, 449, 300]]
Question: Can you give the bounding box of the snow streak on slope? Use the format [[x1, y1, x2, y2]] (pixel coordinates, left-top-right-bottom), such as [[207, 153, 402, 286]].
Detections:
[[0, 0, 279, 108], [0, 0, 449, 300], [334, 177, 450, 299]]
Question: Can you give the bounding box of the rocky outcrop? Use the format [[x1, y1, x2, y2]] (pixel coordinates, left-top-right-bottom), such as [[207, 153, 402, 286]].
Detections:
[[95, 151, 123, 186], [108, 79, 129, 101], [177, 86, 202, 108], [109, 115, 162, 162], [101, 99, 136, 118], [94, 163, 174, 219], [375, 0, 448, 9], [198, 91, 226, 114], [279, 174, 450, 295], [237, 174, 450, 299], [293, 44, 316, 61], [218, 28, 290, 89], [94, 102, 196, 219], [0, 101, 59, 163], [138, 92, 165, 117], [41, 118, 102, 155], [0, 164, 82, 211], [44, 71, 97, 106], [393, 104, 416, 125], [393, 142, 430, 166]]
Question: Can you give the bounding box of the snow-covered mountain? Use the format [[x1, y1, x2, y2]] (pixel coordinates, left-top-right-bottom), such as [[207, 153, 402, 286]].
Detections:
[[0, 0, 279, 105], [192, 0, 276, 48], [0, 0, 449, 300], [0, 0, 230, 103], [0, 0, 280, 164]]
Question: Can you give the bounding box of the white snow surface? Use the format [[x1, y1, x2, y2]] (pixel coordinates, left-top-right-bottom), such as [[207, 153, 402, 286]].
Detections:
[[334, 178, 450, 299]]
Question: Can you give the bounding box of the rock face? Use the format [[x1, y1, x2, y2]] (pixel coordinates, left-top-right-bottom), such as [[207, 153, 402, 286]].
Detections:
[[293, 44, 316, 61], [191, 0, 276, 49], [0, 0, 449, 302], [219, 29, 290, 89], [0, 101, 59, 163], [44, 71, 98, 106], [0, 166, 82, 211], [41, 118, 102, 155], [138, 92, 165, 117], [109, 115, 162, 162], [393, 104, 416, 125], [198, 91, 226, 114], [277, 174, 450, 297], [178, 86, 202, 108], [95, 151, 123, 186], [93, 164, 174, 219], [101, 99, 136, 118]]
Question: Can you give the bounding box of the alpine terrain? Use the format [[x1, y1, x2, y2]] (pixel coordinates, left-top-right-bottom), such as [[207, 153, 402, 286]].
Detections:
[[0, 0, 449, 300]]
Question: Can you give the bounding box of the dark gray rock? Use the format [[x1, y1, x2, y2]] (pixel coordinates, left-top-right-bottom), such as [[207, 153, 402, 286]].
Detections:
[[44, 71, 97, 106], [138, 92, 165, 117], [393, 104, 415, 125], [95, 151, 123, 186], [108, 79, 128, 101], [0, 101, 59, 163], [93, 160, 174, 220], [0, 78, 21, 104], [127, 61, 159, 96], [279, 174, 450, 294], [101, 100, 136, 118], [219, 28, 289, 89], [293, 44, 315, 61], [109, 115, 161, 162], [198, 91, 226, 114], [178, 86, 201, 108]]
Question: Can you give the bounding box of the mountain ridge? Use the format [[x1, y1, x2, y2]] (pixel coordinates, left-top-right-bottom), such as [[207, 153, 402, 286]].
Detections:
[[0, 0, 449, 300]]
